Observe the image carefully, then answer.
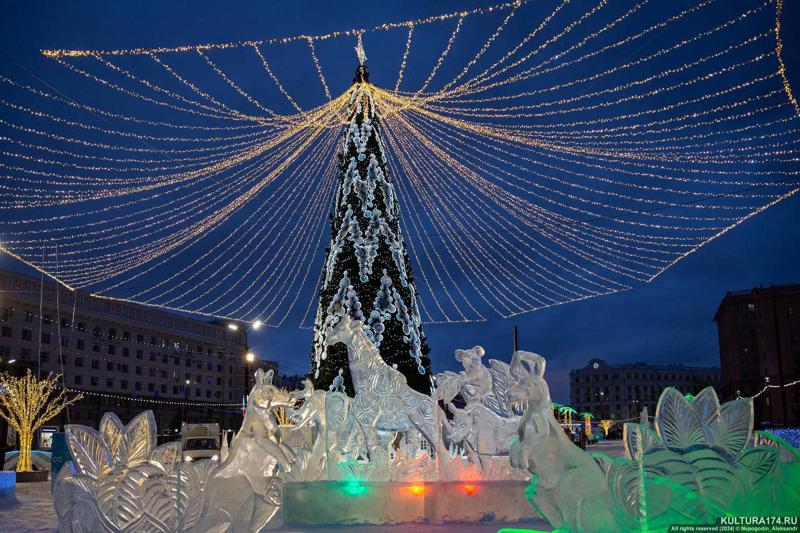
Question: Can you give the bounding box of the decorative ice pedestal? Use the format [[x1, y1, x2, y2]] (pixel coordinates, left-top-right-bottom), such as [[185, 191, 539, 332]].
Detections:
[[283, 480, 537, 526]]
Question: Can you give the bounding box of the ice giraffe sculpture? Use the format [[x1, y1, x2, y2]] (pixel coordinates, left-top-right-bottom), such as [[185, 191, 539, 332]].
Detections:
[[324, 314, 444, 458]]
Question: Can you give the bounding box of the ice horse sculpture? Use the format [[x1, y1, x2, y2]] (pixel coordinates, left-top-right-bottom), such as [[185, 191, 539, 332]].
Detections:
[[507, 351, 800, 533], [323, 313, 444, 463]]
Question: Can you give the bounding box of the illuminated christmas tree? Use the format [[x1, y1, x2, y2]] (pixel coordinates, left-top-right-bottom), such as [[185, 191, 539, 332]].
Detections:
[[310, 47, 431, 394], [0, 369, 82, 472]]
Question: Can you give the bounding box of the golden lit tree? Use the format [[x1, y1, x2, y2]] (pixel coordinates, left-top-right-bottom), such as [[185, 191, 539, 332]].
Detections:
[[599, 419, 615, 437], [0, 369, 82, 472]]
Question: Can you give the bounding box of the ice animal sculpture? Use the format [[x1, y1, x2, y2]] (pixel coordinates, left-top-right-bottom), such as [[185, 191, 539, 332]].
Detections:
[[323, 314, 445, 464], [508, 351, 800, 533], [436, 346, 521, 462], [54, 368, 300, 532]]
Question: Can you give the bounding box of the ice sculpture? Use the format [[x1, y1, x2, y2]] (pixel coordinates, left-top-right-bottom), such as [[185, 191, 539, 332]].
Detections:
[[323, 314, 445, 467], [436, 346, 521, 463], [509, 351, 800, 533], [54, 368, 299, 532]]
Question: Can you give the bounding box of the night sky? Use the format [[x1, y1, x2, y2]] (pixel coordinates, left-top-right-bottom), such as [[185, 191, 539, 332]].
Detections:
[[1, 0, 799, 403]]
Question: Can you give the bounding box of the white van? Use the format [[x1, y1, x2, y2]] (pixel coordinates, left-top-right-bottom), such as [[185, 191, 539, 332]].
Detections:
[[181, 423, 220, 462]]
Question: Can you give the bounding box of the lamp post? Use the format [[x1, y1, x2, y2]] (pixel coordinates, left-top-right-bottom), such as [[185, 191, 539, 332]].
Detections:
[[765, 376, 773, 426], [598, 391, 606, 419]]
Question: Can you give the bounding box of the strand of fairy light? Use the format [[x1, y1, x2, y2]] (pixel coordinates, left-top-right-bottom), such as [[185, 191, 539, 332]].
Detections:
[[9, 137, 305, 270], [51, 56, 255, 123], [39, 0, 525, 57], [444, 0, 770, 100], [157, 129, 339, 314], [92, 53, 269, 123], [433, 0, 771, 104], [393, 24, 414, 92], [386, 110, 690, 282], [371, 90, 485, 322], [0, 74, 265, 132], [407, 106, 785, 207], [384, 93, 780, 229], [131, 130, 338, 302], [390, 116, 608, 308], [57, 135, 319, 284], [92, 113, 337, 295], [194, 49, 280, 118], [390, 114, 664, 284], [148, 52, 282, 124], [405, 105, 782, 215]]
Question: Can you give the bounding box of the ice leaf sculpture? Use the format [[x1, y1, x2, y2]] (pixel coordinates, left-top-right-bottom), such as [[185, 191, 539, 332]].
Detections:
[[98, 412, 125, 461], [433, 370, 461, 403], [116, 410, 157, 466], [737, 447, 779, 486], [176, 461, 218, 530], [65, 425, 112, 480], [644, 447, 740, 522], [707, 397, 753, 460], [150, 441, 182, 473], [655, 388, 706, 450], [486, 359, 515, 417]]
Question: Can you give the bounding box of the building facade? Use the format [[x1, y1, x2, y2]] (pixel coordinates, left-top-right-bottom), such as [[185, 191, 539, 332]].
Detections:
[[0, 269, 274, 445], [715, 284, 800, 427], [569, 358, 720, 421]]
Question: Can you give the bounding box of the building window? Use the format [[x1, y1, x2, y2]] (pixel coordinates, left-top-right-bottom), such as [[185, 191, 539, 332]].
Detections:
[[42, 314, 52, 325], [150, 336, 157, 346], [77, 322, 86, 332], [206, 390, 211, 398], [20, 348, 31, 359], [149, 368, 155, 377], [136, 334, 144, 343], [61, 318, 70, 328], [1, 307, 12, 321], [91, 377, 98, 387], [186, 359, 192, 367], [75, 356, 83, 367], [92, 344, 100, 353], [61, 337, 69, 348], [160, 384, 167, 393], [107, 362, 113, 371], [1, 326, 10, 338], [23, 311, 34, 322], [148, 383, 155, 392], [135, 382, 142, 391], [108, 328, 117, 339], [93, 327, 102, 338], [108, 345, 116, 355], [74, 375, 82, 385], [121, 380, 128, 389], [122, 347, 129, 357], [91, 359, 99, 370], [123, 331, 130, 341], [22, 329, 33, 341], [77, 339, 85, 350], [40, 351, 49, 363], [150, 352, 156, 361], [106, 379, 114, 388], [135, 366, 142, 375], [136, 350, 143, 359]]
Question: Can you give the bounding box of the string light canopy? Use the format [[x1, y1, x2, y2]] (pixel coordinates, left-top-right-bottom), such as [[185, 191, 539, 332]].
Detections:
[[0, 0, 798, 327]]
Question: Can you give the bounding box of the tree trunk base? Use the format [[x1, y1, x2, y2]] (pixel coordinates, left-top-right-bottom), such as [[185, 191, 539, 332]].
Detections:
[[16, 471, 48, 483]]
